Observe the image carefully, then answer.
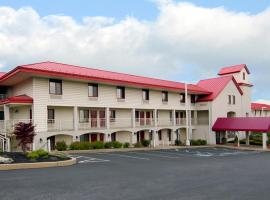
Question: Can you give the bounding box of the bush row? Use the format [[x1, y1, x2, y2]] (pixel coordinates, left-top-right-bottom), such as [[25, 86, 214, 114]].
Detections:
[[174, 139, 207, 146], [190, 139, 207, 146], [55, 140, 152, 151]]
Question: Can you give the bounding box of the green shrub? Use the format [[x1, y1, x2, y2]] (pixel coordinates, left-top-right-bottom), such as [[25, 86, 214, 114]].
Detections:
[[70, 142, 91, 150], [91, 141, 104, 149], [175, 140, 182, 146], [198, 139, 207, 145], [190, 139, 207, 146], [112, 141, 122, 148], [141, 140, 150, 147], [104, 142, 113, 149], [134, 142, 143, 148], [123, 142, 130, 148], [27, 149, 49, 160], [221, 137, 227, 144], [27, 151, 39, 160], [55, 141, 67, 151]]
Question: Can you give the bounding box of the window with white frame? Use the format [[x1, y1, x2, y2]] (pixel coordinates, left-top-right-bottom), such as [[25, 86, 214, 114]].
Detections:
[[88, 83, 98, 97], [49, 79, 62, 95], [116, 86, 125, 99]]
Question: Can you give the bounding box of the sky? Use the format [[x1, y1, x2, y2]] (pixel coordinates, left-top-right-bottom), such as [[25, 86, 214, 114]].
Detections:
[[0, 0, 270, 102]]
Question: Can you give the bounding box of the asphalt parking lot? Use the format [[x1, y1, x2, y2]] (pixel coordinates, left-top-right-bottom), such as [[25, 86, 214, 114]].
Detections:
[[1, 147, 270, 200]]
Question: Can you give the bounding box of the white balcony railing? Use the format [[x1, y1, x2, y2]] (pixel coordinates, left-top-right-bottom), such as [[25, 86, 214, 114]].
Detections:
[[47, 119, 74, 132], [0, 119, 33, 132], [176, 118, 186, 126], [157, 118, 173, 127], [135, 118, 154, 127], [78, 118, 106, 130], [110, 118, 132, 129]]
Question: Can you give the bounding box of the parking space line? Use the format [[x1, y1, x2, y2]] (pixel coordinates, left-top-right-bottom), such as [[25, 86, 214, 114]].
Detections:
[[127, 151, 181, 159], [97, 152, 150, 160], [153, 150, 200, 157]]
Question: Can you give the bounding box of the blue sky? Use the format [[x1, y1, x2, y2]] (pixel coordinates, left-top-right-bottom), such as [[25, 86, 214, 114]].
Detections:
[[0, 0, 270, 102], [0, 0, 269, 21]]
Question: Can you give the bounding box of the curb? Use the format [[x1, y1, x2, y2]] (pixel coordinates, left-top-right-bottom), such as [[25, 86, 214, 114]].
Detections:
[[217, 145, 270, 152], [0, 158, 77, 171], [63, 145, 214, 154]]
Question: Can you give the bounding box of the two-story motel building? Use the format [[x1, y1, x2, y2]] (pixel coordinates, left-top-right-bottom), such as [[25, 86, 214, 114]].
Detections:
[[0, 62, 253, 151]]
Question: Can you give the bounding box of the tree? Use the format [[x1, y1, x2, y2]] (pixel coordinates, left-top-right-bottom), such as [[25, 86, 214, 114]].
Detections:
[[13, 122, 36, 152]]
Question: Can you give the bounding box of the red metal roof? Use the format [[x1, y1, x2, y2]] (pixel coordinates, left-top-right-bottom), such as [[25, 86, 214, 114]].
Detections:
[[218, 64, 250, 75], [0, 61, 211, 94], [0, 72, 6, 78], [251, 103, 270, 111], [212, 117, 270, 133], [0, 95, 33, 104], [196, 76, 243, 102]]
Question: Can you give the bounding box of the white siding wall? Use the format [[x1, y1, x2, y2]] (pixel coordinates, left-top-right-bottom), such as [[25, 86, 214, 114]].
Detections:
[[11, 78, 33, 97]]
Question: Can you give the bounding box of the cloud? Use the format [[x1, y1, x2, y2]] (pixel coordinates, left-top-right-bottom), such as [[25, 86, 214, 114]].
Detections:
[[0, 2, 270, 101]]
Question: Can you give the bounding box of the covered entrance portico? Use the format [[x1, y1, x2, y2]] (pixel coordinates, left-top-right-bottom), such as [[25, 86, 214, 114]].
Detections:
[[213, 117, 270, 149]]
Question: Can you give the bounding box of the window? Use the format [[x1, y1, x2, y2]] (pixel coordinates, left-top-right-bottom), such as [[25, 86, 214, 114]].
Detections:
[[162, 91, 168, 102], [47, 109, 55, 123], [228, 95, 232, 104], [232, 95, 236, 105], [88, 83, 98, 97], [142, 89, 149, 101], [110, 110, 116, 122], [116, 86, 125, 99], [180, 93, 185, 103], [49, 79, 62, 95], [135, 111, 139, 121], [79, 110, 89, 123], [191, 95, 196, 104], [243, 72, 246, 80]]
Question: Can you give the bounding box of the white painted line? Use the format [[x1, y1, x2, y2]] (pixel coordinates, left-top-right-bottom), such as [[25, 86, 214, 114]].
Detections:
[[98, 152, 150, 160], [154, 150, 198, 157], [128, 151, 180, 159]]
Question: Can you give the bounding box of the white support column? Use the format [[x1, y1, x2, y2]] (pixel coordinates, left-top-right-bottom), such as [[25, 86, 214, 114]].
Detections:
[[132, 108, 136, 128], [262, 133, 268, 150], [106, 107, 110, 129], [73, 106, 78, 131], [171, 129, 177, 145], [194, 110, 198, 125], [47, 139, 51, 153], [6, 138, 10, 152], [131, 132, 137, 145], [172, 110, 176, 127], [154, 109, 157, 127], [3, 104, 10, 131], [246, 131, 250, 145], [152, 130, 157, 147]]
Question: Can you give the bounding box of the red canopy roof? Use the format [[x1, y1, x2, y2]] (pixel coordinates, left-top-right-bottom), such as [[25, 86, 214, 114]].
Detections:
[[0, 95, 33, 104], [212, 117, 270, 133], [218, 64, 250, 75], [251, 103, 270, 111]]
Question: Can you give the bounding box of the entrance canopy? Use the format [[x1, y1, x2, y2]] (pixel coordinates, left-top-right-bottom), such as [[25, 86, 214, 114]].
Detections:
[[212, 117, 270, 133]]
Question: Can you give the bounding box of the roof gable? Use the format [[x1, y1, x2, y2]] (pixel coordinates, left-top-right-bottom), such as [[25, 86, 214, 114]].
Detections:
[[218, 64, 250, 75], [196, 75, 243, 102]]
